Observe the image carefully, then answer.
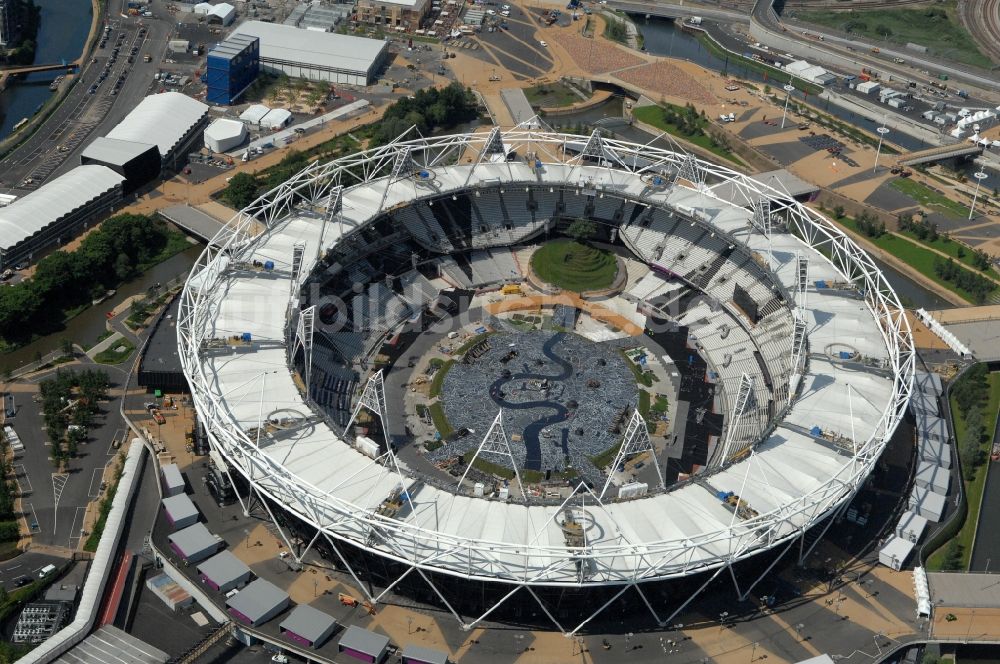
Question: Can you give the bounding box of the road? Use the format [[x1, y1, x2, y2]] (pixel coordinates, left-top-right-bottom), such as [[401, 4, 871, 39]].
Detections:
[[750, 0, 1000, 101], [0, 1, 175, 192]]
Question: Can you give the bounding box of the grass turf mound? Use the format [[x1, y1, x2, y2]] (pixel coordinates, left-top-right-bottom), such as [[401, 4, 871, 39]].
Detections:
[[531, 240, 618, 292]]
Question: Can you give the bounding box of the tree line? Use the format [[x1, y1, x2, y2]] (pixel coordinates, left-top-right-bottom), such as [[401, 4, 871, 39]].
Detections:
[[223, 82, 480, 211], [933, 257, 995, 304], [898, 213, 993, 271], [0, 214, 175, 346]]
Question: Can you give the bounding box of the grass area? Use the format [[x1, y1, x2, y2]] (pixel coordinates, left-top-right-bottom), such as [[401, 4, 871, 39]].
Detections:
[[472, 457, 516, 480], [834, 216, 995, 303], [453, 332, 495, 358], [531, 239, 618, 292], [604, 13, 630, 44], [695, 32, 823, 96], [620, 349, 656, 387], [428, 359, 455, 399], [139, 229, 191, 273], [631, 104, 744, 166], [896, 229, 1000, 279], [0, 538, 20, 561], [926, 371, 1000, 570], [427, 402, 454, 439], [890, 178, 972, 220], [524, 82, 584, 108], [651, 394, 669, 414], [93, 338, 135, 365], [590, 443, 622, 470], [793, 3, 994, 70]]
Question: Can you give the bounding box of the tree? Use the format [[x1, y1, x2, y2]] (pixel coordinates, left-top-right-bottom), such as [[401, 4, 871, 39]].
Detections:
[[223, 172, 259, 210], [833, 204, 845, 219], [60, 338, 73, 358], [565, 219, 598, 244], [942, 540, 964, 570]]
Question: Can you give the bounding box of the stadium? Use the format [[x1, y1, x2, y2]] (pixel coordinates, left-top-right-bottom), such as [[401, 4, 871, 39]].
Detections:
[[178, 126, 914, 634]]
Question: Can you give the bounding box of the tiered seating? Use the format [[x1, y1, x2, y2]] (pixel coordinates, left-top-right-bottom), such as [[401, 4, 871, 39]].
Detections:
[[620, 210, 680, 262], [394, 206, 454, 253], [469, 251, 503, 285], [437, 256, 473, 288], [591, 195, 621, 221], [489, 247, 520, 280], [398, 269, 439, 310]]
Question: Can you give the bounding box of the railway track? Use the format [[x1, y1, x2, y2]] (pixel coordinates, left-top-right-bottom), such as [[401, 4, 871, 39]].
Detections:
[[958, 0, 1000, 68]]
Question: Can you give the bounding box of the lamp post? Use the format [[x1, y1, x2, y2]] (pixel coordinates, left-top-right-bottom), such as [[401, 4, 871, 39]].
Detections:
[[874, 125, 890, 174], [781, 84, 795, 129], [969, 171, 988, 220]]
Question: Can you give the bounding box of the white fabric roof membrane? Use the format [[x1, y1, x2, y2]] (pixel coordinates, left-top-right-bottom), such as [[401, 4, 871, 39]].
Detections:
[[188, 161, 900, 583], [0, 165, 125, 251], [107, 92, 208, 158]]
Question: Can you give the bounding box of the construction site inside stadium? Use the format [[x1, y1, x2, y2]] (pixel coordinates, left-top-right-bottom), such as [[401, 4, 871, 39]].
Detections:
[[178, 125, 915, 634]]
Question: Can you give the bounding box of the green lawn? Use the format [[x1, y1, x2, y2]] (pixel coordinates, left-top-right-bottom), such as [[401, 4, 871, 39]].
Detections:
[[896, 229, 1000, 280], [889, 178, 972, 220], [620, 349, 656, 387], [794, 3, 994, 70], [93, 338, 135, 365], [632, 104, 744, 166], [524, 82, 584, 108], [590, 443, 622, 470], [428, 359, 455, 398], [926, 371, 1000, 570], [834, 216, 995, 303], [427, 402, 454, 438], [531, 240, 619, 292]]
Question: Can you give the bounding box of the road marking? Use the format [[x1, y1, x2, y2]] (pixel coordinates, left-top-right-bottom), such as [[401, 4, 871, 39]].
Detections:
[[2, 564, 21, 572], [88, 468, 105, 499], [12, 465, 32, 494], [106, 428, 124, 456], [67, 507, 86, 550]]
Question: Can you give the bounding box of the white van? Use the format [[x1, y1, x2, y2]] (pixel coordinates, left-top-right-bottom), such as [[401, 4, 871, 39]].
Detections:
[[39, 564, 56, 579]]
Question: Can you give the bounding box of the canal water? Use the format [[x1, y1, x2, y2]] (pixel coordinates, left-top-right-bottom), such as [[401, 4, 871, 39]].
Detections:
[[634, 16, 1000, 190], [0, 243, 203, 374], [0, 0, 93, 141]]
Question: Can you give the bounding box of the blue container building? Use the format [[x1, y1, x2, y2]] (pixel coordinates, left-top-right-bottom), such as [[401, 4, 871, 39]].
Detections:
[[206, 34, 260, 105]]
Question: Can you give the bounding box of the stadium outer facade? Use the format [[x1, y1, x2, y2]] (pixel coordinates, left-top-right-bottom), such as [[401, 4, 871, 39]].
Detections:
[[178, 126, 914, 634]]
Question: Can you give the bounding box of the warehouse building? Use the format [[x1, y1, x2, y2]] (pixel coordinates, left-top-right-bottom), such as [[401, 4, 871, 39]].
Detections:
[[0, 165, 125, 271], [784, 59, 837, 86], [161, 493, 200, 530], [198, 550, 253, 593], [206, 33, 260, 105], [226, 579, 289, 626], [168, 523, 222, 563], [204, 118, 248, 152], [194, 2, 236, 25], [355, 0, 431, 31], [80, 137, 162, 192], [106, 92, 210, 170], [279, 604, 339, 648], [231, 21, 388, 85]]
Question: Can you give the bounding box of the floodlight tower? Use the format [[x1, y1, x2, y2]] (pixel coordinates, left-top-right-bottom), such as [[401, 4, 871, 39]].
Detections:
[[780, 84, 796, 129], [969, 171, 988, 220], [873, 125, 890, 174]]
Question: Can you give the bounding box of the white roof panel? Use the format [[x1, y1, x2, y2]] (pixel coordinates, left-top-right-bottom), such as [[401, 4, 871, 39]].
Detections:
[[232, 21, 386, 75], [0, 165, 125, 251], [107, 92, 208, 158]]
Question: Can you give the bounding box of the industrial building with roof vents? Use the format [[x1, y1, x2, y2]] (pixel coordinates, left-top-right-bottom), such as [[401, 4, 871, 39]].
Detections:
[[204, 119, 248, 153], [0, 165, 125, 270], [206, 33, 260, 105], [106, 92, 209, 170], [231, 21, 388, 85], [80, 137, 161, 192]]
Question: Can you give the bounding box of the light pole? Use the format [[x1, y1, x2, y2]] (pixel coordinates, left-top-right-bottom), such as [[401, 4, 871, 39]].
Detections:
[[969, 171, 988, 220], [874, 125, 890, 174], [625, 632, 633, 651], [751, 641, 758, 662], [780, 84, 795, 129]]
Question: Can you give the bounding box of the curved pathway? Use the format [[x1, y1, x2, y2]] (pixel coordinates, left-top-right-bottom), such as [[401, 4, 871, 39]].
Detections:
[[487, 333, 574, 470]]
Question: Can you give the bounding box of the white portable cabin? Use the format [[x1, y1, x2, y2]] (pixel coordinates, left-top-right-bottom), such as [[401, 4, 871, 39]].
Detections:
[[894, 510, 928, 543], [878, 536, 914, 571], [914, 460, 950, 494], [161, 463, 185, 497], [908, 486, 947, 522]]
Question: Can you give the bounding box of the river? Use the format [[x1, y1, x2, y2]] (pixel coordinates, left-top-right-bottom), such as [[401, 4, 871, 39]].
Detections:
[[0, 0, 93, 141], [0, 244, 203, 374]]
